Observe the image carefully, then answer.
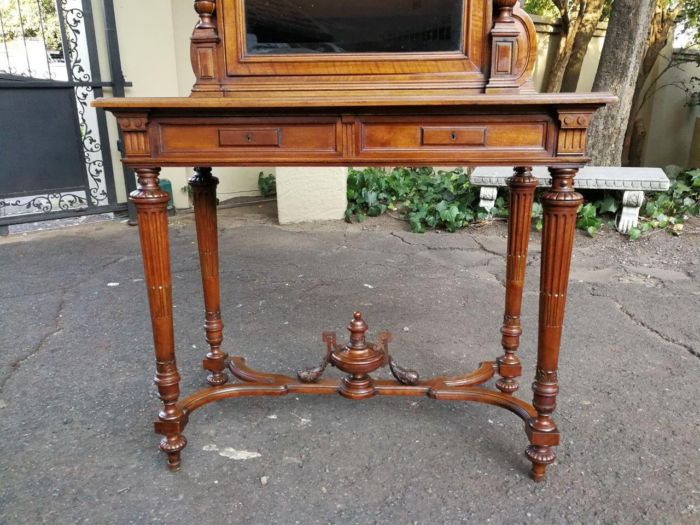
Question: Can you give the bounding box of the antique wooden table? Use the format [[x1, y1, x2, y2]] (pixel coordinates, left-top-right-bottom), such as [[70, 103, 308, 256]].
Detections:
[[95, 0, 614, 481]]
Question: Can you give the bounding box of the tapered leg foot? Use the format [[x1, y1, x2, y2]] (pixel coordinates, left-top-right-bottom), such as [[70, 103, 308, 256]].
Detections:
[[161, 434, 188, 471], [526, 444, 555, 482]]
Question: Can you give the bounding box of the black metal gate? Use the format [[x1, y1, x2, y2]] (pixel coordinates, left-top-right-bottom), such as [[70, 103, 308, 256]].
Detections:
[[0, 0, 128, 228]]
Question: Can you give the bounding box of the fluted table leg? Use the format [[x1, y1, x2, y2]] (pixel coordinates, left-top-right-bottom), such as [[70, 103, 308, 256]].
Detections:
[[132, 168, 187, 471], [497, 167, 537, 395], [189, 167, 228, 386], [526, 167, 582, 481]]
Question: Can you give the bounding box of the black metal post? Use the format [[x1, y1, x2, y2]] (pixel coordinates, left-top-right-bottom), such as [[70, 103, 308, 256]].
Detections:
[[102, 0, 137, 225]]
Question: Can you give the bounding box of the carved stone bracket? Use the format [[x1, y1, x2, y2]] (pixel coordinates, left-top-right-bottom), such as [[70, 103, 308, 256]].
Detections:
[[297, 312, 420, 399], [617, 190, 646, 234]]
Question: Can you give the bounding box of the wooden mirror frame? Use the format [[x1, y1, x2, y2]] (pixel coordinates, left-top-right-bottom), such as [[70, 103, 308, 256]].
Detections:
[[191, 0, 537, 97]]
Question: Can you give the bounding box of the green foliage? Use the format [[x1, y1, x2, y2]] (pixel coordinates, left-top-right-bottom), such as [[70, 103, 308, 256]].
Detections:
[[346, 167, 503, 233], [258, 172, 276, 197], [346, 167, 700, 239], [676, 0, 700, 49], [522, 0, 560, 18], [522, 0, 612, 20], [346, 167, 485, 232], [0, 0, 62, 51], [628, 167, 700, 239]]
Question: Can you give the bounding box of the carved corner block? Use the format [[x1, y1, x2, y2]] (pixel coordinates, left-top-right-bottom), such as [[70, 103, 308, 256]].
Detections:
[[116, 113, 151, 157], [556, 111, 593, 156], [486, 1, 537, 94]]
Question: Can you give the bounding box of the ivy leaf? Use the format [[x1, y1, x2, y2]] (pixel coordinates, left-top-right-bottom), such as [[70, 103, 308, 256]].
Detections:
[[628, 228, 642, 241], [597, 196, 619, 214], [439, 204, 460, 224], [363, 189, 378, 206], [409, 217, 425, 233], [579, 203, 597, 219], [531, 202, 543, 218]]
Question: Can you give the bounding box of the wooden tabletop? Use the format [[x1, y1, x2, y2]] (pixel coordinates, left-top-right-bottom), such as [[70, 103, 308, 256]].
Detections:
[[93, 92, 617, 110]]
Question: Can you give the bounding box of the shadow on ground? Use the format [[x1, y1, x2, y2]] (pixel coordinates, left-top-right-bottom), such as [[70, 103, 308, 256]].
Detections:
[[1, 203, 698, 524]]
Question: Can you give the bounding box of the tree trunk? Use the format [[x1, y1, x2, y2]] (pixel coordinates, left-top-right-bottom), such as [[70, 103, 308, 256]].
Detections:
[[586, 0, 658, 166], [560, 0, 606, 92], [544, 3, 582, 93], [622, 3, 681, 165], [544, 15, 576, 92]]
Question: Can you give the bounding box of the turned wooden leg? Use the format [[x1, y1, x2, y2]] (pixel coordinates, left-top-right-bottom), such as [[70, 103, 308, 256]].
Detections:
[[497, 167, 537, 395], [189, 167, 228, 386], [526, 167, 582, 482], [132, 168, 188, 471]]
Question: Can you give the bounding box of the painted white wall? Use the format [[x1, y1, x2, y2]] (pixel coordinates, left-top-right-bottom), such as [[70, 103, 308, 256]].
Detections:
[[276, 167, 348, 224]]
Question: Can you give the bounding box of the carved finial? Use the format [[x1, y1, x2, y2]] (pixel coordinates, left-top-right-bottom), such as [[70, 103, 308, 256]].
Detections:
[[348, 312, 368, 350], [494, 0, 518, 22], [194, 0, 216, 31]]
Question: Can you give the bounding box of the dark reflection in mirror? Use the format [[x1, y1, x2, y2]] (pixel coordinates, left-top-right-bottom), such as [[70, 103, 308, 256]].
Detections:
[[245, 0, 464, 55]]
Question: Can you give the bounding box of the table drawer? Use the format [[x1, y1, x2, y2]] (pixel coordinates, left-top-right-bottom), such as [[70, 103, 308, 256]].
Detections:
[[157, 119, 340, 158], [421, 126, 487, 146], [218, 128, 281, 147], [356, 117, 552, 160]]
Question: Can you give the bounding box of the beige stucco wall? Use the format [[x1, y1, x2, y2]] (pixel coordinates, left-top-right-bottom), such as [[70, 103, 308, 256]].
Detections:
[[643, 50, 700, 168], [276, 167, 348, 224], [97, 0, 263, 209]]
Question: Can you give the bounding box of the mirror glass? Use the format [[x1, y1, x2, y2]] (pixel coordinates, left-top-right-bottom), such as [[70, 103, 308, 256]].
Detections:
[[244, 0, 464, 55]]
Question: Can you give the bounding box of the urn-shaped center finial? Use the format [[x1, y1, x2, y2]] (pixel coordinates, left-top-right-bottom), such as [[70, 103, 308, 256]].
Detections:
[[348, 311, 368, 349]]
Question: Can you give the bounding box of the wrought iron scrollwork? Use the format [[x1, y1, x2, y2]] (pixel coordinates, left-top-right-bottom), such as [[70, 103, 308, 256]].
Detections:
[[60, 0, 107, 206], [0, 192, 86, 216]]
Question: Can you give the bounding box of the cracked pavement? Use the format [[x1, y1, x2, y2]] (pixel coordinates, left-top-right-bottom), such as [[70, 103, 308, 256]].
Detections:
[[0, 203, 698, 524]]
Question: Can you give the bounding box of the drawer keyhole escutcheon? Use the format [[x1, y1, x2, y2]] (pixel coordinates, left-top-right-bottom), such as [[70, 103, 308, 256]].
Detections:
[[451, 131, 457, 141], [246, 133, 252, 142]]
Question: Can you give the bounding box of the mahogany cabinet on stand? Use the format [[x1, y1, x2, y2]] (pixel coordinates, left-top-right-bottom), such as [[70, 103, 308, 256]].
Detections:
[[94, 0, 614, 481]]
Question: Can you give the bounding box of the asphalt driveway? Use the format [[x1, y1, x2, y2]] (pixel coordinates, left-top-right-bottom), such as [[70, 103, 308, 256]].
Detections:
[[1, 204, 698, 524]]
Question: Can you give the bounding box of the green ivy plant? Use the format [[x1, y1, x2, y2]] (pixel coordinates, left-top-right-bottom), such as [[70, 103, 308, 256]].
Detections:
[[346, 167, 491, 233], [628, 168, 700, 240], [345, 166, 700, 238], [258, 172, 277, 197]]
